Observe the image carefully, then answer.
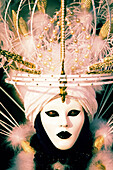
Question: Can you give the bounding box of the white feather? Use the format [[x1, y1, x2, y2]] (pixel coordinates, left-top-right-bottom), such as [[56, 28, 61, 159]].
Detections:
[[91, 36, 109, 61], [77, 10, 93, 32], [7, 151, 35, 170], [68, 2, 94, 33], [13, 12, 52, 59], [13, 35, 36, 61], [90, 118, 113, 149], [88, 150, 113, 170], [28, 11, 52, 36], [7, 122, 35, 149]]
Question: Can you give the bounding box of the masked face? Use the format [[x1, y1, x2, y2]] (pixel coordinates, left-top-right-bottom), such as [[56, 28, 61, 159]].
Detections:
[[40, 97, 85, 150]]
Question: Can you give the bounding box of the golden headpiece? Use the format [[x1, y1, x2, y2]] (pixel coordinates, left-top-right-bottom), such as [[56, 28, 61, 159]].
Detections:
[[0, 0, 113, 103]]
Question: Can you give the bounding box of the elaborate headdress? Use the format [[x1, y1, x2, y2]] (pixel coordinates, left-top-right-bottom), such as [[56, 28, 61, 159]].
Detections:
[[0, 0, 113, 169], [0, 0, 113, 122]]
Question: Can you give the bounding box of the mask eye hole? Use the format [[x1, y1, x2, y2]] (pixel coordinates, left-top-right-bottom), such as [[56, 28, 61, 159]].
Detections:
[[68, 110, 80, 116], [45, 110, 59, 117]]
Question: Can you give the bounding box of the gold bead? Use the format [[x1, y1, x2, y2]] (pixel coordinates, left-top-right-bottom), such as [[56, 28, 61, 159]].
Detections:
[[84, 54, 89, 58], [37, 44, 41, 48], [38, 53, 43, 58], [87, 44, 92, 50], [56, 11, 61, 16], [74, 39, 78, 43], [82, 26, 86, 31], [71, 30, 74, 35], [53, 29, 57, 34], [56, 11, 59, 16], [39, 35, 44, 39], [86, 34, 90, 39], [71, 66, 75, 71], [49, 38, 54, 43], [76, 18, 80, 23], [75, 48, 79, 53], [50, 18, 54, 23], [74, 58, 78, 62], [48, 47, 52, 52], [57, 21, 61, 26], [67, 21, 71, 26], [48, 57, 52, 61], [44, 26, 49, 31], [43, 61, 47, 65], [54, 36, 57, 41]]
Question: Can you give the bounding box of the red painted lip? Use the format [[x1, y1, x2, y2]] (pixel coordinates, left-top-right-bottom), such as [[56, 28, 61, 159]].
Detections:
[[57, 131, 72, 139]]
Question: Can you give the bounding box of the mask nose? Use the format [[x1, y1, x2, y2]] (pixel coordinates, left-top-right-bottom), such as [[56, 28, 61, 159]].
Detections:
[[60, 115, 68, 127]]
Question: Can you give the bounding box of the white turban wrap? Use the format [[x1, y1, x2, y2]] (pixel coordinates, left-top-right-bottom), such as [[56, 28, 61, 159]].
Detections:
[[24, 86, 98, 124]]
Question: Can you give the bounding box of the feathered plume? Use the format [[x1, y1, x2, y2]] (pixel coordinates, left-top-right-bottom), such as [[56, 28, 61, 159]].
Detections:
[[7, 151, 35, 170], [7, 121, 35, 150], [88, 150, 113, 170], [90, 118, 113, 150]]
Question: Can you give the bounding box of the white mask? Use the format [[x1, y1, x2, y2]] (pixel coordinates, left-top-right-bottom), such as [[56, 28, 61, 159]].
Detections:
[[40, 97, 85, 150]]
